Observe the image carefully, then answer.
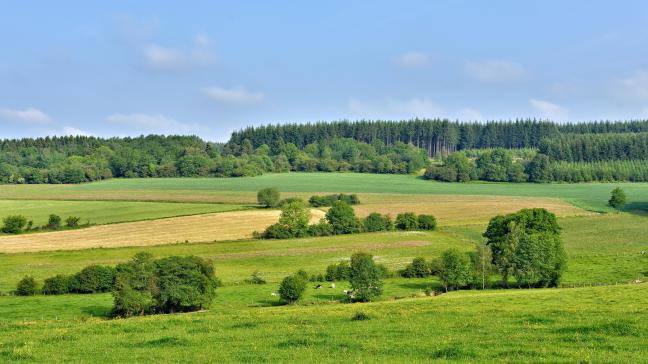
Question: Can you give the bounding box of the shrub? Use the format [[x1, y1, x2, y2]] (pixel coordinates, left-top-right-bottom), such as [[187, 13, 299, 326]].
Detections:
[[351, 311, 370, 321], [325, 261, 350, 281], [279, 197, 304, 207], [278, 274, 307, 304], [326, 200, 360, 235], [257, 187, 281, 208], [349, 252, 383, 302], [65, 216, 81, 227], [362, 213, 393, 232], [608, 187, 627, 209], [42, 274, 72, 295], [47, 214, 62, 229], [396, 212, 419, 230], [401, 257, 430, 278], [262, 223, 294, 239], [309, 194, 361, 207], [112, 253, 218, 316], [417, 214, 437, 230], [245, 271, 266, 285], [74, 265, 116, 293], [15, 276, 38, 296], [307, 220, 333, 237], [2, 215, 27, 234], [262, 201, 311, 239]]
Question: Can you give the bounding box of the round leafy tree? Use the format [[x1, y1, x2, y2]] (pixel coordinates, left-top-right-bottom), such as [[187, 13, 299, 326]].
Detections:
[[257, 187, 281, 208], [278, 274, 307, 304], [349, 252, 383, 302], [326, 200, 360, 234], [608, 187, 627, 209]]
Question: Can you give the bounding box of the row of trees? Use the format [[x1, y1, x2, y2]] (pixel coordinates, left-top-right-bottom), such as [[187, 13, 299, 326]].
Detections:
[[540, 132, 648, 162], [259, 198, 436, 239], [1, 214, 83, 234]]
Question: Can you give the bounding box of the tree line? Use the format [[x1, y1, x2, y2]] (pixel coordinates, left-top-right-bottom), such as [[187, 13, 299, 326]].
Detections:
[[539, 132, 648, 162]]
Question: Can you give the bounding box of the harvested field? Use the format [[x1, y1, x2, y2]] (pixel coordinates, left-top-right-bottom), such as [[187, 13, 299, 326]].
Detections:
[[354, 194, 593, 225], [0, 209, 326, 253]]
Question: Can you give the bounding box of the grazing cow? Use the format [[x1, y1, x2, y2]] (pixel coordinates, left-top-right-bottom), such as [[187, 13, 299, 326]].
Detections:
[[315, 284, 322, 289], [271, 292, 277, 296], [330, 283, 336, 289]]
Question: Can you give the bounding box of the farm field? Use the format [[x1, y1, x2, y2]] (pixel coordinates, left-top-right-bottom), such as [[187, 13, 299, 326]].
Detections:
[[2, 173, 648, 212], [0, 283, 646, 362], [0, 200, 247, 228]]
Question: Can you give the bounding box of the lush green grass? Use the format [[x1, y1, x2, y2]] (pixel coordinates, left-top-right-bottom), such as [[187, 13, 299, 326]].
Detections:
[[3, 173, 648, 211], [0, 200, 247, 228], [0, 283, 645, 362]]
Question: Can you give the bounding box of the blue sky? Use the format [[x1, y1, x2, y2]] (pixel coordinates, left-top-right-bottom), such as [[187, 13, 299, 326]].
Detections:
[[2, 1, 648, 141]]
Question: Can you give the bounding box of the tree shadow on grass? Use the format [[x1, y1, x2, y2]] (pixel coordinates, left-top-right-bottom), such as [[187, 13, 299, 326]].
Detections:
[[398, 281, 442, 290], [81, 305, 112, 317], [312, 293, 347, 302], [253, 299, 285, 307], [622, 202, 648, 215]]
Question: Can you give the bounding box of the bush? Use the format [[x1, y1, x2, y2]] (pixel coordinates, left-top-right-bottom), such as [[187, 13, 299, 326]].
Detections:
[[608, 187, 627, 209], [326, 200, 360, 234], [245, 271, 266, 285], [325, 261, 350, 281], [65, 216, 82, 227], [417, 214, 437, 230], [309, 194, 360, 207], [362, 213, 393, 232], [2, 215, 27, 234], [279, 197, 304, 207], [112, 253, 218, 316], [262, 223, 294, 239], [74, 265, 116, 293], [278, 274, 307, 304], [15, 276, 38, 296], [257, 187, 281, 208], [351, 311, 370, 321], [401, 257, 430, 278], [307, 220, 333, 237], [396, 212, 419, 230], [349, 252, 383, 302], [262, 201, 311, 238], [42, 274, 72, 295], [47, 214, 62, 229]]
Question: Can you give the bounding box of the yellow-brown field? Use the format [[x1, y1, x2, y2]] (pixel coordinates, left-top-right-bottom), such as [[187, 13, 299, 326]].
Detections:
[[0, 209, 326, 253]]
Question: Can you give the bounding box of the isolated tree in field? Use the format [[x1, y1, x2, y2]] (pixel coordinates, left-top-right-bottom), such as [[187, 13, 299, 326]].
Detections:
[[483, 208, 565, 287], [278, 274, 307, 304], [349, 252, 383, 302], [608, 187, 626, 209], [438, 249, 472, 292], [154, 256, 218, 313], [65, 216, 81, 227], [395, 212, 418, 230], [257, 187, 281, 208], [1, 215, 27, 234], [15, 276, 38, 296], [326, 200, 360, 234], [47, 214, 62, 229]]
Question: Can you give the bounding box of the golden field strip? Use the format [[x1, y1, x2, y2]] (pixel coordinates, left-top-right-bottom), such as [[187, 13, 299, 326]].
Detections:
[[0, 210, 326, 253]]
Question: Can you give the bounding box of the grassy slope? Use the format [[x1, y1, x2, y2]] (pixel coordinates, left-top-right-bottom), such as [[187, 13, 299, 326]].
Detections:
[[0, 200, 247, 227], [0, 284, 646, 362], [2, 173, 648, 211]]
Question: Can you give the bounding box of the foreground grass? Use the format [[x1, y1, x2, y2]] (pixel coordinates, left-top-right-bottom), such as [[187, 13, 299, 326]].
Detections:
[[0, 200, 247, 228], [0, 284, 645, 362], [2, 173, 648, 211]]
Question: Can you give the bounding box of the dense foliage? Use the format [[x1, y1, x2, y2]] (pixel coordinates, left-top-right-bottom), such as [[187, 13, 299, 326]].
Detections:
[[278, 273, 307, 304], [112, 253, 219, 316], [609, 187, 627, 209], [540, 132, 648, 162], [308, 193, 360, 207], [348, 252, 384, 302]]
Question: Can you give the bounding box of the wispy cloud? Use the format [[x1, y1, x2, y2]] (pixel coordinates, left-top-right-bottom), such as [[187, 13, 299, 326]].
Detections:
[[465, 59, 526, 82], [617, 70, 648, 102], [203, 86, 265, 105], [141, 36, 215, 71], [456, 108, 483, 121], [393, 51, 430, 67], [61, 126, 92, 136], [105, 113, 201, 134], [0, 107, 53, 124], [348, 97, 443, 119], [529, 98, 568, 120]]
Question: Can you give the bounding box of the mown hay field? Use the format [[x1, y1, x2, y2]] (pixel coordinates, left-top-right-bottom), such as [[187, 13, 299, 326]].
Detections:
[[0, 209, 325, 254]]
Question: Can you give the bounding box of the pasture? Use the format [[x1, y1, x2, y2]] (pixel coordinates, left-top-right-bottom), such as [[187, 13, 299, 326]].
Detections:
[[1, 173, 647, 362]]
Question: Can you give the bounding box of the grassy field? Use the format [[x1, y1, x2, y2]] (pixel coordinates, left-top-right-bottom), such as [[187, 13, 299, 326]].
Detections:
[[2, 174, 648, 362], [1, 173, 648, 212], [0, 200, 247, 227], [0, 284, 645, 362]]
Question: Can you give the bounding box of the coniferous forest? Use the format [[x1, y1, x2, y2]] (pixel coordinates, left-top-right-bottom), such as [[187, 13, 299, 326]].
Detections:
[[3, 119, 648, 184]]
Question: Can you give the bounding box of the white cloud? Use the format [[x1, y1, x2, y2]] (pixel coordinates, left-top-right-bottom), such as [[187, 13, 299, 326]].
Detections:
[[529, 98, 568, 120], [348, 97, 443, 119], [465, 59, 526, 82], [393, 51, 430, 67], [61, 126, 92, 136], [105, 113, 201, 134], [203, 86, 265, 105], [141, 35, 215, 71], [0, 107, 52, 124]]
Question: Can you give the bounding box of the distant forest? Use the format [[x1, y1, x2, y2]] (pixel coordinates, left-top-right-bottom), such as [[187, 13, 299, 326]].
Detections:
[[2, 119, 648, 184]]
